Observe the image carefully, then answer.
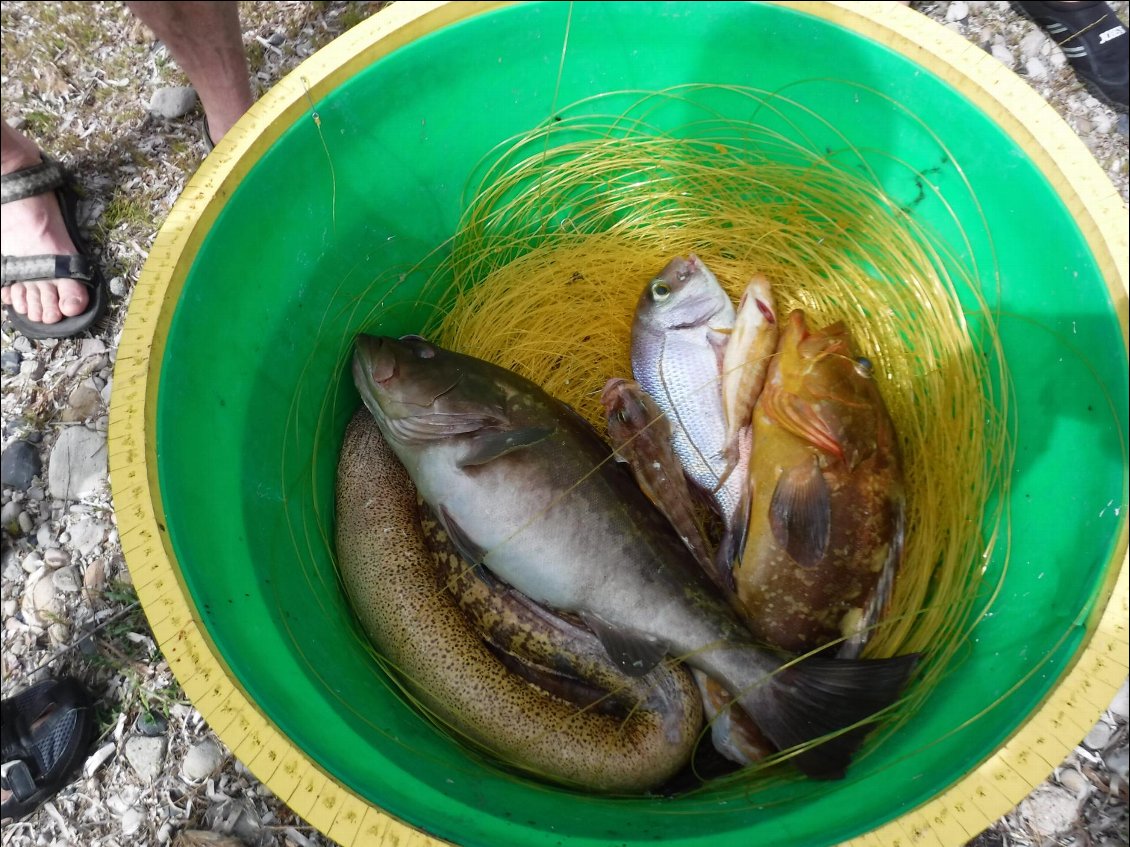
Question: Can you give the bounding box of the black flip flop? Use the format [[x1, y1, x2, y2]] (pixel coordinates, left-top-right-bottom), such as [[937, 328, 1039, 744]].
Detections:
[[0, 157, 109, 339], [1, 677, 96, 821]]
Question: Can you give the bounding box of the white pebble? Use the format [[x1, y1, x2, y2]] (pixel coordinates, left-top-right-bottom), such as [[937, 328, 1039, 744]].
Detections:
[[945, 1, 969, 22], [35, 525, 53, 547], [53, 566, 81, 593], [22, 552, 44, 574], [1109, 680, 1129, 721], [43, 547, 70, 569], [48, 622, 70, 645], [17, 512, 32, 534], [1083, 720, 1113, 750], [124, 735, 167, 783], [182, 739, 224, 781], [1056, 767, 1091, 799], [1017, 783, 1079, 836], [121, 808, 143, 837], [991, 43, 1016, 69], [1025, 57, 1048, 80]]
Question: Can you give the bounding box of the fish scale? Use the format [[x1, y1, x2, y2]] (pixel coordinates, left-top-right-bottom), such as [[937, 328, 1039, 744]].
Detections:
[[631, 256, 742, 528]]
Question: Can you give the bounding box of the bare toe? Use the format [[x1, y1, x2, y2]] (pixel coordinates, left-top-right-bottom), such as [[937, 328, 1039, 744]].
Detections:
[[34, 280, 64, 324], [54, 277, 89, 318], [23, 284, 43, 324]]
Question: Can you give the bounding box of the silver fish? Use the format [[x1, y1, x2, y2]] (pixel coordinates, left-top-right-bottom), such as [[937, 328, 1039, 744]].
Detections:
[[354, 333, 919, 779], [631, 255, 749, 568]]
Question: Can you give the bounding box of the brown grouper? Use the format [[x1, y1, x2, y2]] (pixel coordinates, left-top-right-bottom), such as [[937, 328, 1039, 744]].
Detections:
[[353, 334, 919, 779], [335, 410, 703, 793]]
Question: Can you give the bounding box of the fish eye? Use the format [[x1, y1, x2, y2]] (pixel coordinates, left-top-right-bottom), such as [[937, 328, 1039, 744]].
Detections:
[[854, 357, 874, 378], [651, 281, 672, 301], [615, 409, 629, 423]]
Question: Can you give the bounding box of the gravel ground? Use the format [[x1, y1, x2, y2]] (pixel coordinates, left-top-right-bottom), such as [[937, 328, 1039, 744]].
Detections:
[[1, 3, 1127, 846]]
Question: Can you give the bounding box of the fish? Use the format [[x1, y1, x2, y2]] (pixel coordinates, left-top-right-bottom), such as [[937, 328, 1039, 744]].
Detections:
[[630, 255, 748, 560], [353, 333, 919, 779], [600, 377, 724, 590], [420, 493, 700, 723], [720, 275, 779, 460], [335, 409, 702, 793], [693, 671, 776, 766], [734, 310, 906, 659]]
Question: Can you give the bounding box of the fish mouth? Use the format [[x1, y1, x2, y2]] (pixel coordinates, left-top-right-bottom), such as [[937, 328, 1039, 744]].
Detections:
[[355, 334, 400, 388]]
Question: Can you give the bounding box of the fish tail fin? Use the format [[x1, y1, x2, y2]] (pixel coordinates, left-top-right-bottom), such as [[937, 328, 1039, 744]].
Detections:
[[738, 652, 920, 779]]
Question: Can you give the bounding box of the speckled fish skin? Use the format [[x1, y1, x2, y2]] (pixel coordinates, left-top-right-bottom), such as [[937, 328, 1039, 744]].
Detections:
[[335, 409, 702, 792], [420, 494, 701, 732], [721, 275, 779, 456], [735, 310, 906, 658], [630, 255, 744, 531], [600, 377, 718, 586], [354, 333, 920, 780]]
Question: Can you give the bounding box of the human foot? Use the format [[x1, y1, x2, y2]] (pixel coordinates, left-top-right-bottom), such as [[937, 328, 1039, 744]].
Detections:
[[1, 155, 91, 325]]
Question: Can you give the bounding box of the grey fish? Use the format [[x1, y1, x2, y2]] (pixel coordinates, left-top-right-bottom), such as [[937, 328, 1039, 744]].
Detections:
[[336, 409, 702, 792], [353, 334, 919, 779], [631, 255, 748, 564]]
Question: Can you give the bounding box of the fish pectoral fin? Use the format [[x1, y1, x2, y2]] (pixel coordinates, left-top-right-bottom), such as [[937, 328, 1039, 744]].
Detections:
[[457, 426, 555, 468], [437, 505, 489, 571], [580, 612, 667, 677], [769, 461, 831, 568]]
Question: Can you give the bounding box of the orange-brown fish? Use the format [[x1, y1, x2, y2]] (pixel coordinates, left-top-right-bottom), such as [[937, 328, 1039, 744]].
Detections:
[[600, 377, 723, 590], [735, 310, 905, 659]]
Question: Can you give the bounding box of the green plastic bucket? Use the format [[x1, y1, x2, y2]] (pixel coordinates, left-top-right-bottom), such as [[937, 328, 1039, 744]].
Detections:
[[110, 3, 1129, 845]]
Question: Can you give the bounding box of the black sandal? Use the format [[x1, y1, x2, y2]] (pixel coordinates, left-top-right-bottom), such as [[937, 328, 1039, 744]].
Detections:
[[1, 677, 96, 822], [0, 157, 109, 339], [1012, 1, 1129, 112]]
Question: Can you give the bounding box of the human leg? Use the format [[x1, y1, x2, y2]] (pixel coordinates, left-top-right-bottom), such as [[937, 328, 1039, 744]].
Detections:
[[1, 120, 96, 330], [125, 1, 254, 142]]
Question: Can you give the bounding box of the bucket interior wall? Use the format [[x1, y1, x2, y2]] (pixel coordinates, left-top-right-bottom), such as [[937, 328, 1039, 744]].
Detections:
[[155, 3, 1129, 846]]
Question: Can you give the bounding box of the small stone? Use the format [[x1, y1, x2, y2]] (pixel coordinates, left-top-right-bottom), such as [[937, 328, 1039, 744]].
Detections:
[[18, 358, 44, 380], [43, 547, 70, 569], [21, 552, 43, 575], [1017, 783, 1079, 836], [2, 550, 22, 581], [121, 807, 143, 837], [1109, 679, 1128, 721], [48, 426, 108, 500], [1, 500, 21, 531], [26, 484, 44, 501], [991, 43, 1015, 69], [267, 31, 285, 46], [17, 512, 32, 534], [0, 350, 20, 376], [53, 566, 81, 593], [1049, 49, 1067, 69], [60, 384, 103, 423], [35, 524, 52, 548], [148, 85, 198, 119], [1104, 745, 1128, 781], [1057, 767, 1090, 799], [79, 338, 107, 357], [945, 1, 969, 22], [21, 568, 58, 627], [1019, 30, 1047, 58], [48, 622, 69, 645], [1076, 118, 1094, 135], [135, 710, 169, 737], [1094, 113, 1114, 135], [83, 558, 106, 599], [1083, 720, 1113, 750], [109, 276, 127, 297], [1, 599, 16, 617], [68, 518, 109, 556], [124, 734, 167, 783], [181, 738, 224, 781], [1025, 57, 1048, 80], [2, 440, 41, 490]]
